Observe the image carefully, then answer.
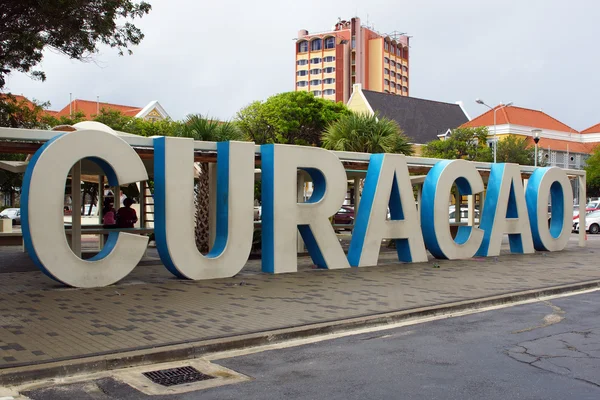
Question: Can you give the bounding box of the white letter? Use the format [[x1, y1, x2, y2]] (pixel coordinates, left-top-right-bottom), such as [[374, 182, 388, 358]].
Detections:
[[421, 160, 485, 259], [348, 154, 427, 266], [153, 138, 255, 280], [261, 144, 349, 273], [525, 167, 573, 251], [476, 163, 534, 256], [21, 129, 149, 288]]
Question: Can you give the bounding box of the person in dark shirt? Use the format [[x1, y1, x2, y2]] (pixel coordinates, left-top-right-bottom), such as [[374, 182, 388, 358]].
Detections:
[[116, 198, 138, 228]]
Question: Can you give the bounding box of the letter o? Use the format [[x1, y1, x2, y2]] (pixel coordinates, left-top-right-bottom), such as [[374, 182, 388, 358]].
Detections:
[[525, 167, 573, 251]]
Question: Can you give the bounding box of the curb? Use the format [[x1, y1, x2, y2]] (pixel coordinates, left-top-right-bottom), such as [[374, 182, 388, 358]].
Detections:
[[2, 279, 600, 386]]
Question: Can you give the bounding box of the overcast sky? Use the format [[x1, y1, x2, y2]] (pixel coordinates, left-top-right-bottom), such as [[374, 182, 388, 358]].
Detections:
[[5, 0, 600, 130]]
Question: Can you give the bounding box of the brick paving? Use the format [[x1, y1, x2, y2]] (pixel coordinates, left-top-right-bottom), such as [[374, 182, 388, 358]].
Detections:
[[0, 237, 598, 369]]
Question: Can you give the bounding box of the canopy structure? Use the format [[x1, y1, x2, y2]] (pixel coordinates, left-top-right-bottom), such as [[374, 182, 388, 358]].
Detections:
[[0, 123, 588, 254]]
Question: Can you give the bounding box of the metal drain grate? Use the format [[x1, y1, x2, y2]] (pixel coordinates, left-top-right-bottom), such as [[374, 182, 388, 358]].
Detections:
[[143, 366, 215, 387]]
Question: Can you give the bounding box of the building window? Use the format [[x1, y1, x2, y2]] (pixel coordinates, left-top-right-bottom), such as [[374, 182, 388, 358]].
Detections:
[[351, 36, 356, 49], [402, 86, 408, 92], [311, 39, 322, 51], [297, 59, 308, 66], [384, 89, 390, 93], [297, 70, 308, 76], [310, 79, 322, 85], [310, 57, 322, 64], [323, 67, 335, 73], [384, 41, 389, 52], [323, 78, 335, 84], [403, 66, 408, 73], [391, 82, 396, 88], [297, 81, 308, 87], [324, 56, 335, 62], [384, 79, 390, 86], [384, 57, 389, 64], [391, 71, 396, 78], [384, 68, 390, 75], [324, 37, 336, 49], [324, 89, 336, 95], [298, 41, 308, 53], [391, 46, 396, 55], [390, 60, 396, 67], [312, 90, 322, 96], [310, 68, 321, 75]]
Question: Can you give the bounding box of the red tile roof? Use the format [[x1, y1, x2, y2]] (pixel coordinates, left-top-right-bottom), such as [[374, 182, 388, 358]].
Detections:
[[461, 106, 578, 133], [0, 94, 58, 117], [581, 123, 600, 134], [524, 137, 597, 154], [54, 99, 142, 119]]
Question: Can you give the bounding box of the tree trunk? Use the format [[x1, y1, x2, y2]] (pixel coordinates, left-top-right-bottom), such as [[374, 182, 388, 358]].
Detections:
[[194, 162, 210, 253]]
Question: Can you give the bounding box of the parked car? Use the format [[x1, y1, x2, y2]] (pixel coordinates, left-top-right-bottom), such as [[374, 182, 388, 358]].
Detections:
[[254, 206, 261, 221], [0, 208, 20, 225], [333, 206, 355, 227], [573, 205, 597, 220], [586, 200, 600, 212], [573, 210, 600, 234]]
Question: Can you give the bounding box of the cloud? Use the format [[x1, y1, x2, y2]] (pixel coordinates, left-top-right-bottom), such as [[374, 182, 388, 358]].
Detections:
[[5, 0, 600, 130]]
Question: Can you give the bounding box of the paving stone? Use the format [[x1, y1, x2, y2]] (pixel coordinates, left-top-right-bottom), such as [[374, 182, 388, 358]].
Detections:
[[0, 239, 598, 368]]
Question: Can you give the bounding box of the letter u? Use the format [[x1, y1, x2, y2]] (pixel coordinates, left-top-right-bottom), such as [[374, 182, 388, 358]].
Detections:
[[153, 137, 255, 280]]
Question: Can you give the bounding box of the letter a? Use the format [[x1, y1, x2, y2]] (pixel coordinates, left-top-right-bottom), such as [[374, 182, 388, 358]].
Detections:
[[348, 154, 427, 266], [476, 163, 534, 257], [261, 144, 349, 273]]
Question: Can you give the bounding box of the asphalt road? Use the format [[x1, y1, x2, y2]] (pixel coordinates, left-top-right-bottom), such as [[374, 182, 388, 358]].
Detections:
[[23, 290, 600, 400]]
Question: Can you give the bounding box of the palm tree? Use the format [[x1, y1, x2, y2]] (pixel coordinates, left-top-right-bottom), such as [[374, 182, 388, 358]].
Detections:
[[178, 115, 243, 252], [321, 112, 413, 155]]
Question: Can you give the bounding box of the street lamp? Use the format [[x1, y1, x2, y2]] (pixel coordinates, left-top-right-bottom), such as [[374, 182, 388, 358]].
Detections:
[[532, 129, 542, 167], [475, 99, 514, 163]]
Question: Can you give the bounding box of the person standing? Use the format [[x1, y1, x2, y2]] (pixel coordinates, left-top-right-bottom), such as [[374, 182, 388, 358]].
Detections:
[[116, 198, 138, 228]]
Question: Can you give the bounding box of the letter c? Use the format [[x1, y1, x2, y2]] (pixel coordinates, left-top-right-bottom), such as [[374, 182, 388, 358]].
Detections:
[[21, 130, 149, 287]]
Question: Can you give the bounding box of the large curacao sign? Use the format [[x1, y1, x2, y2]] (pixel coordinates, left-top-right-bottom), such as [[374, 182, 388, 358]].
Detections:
[[21, 130, 574, 288]]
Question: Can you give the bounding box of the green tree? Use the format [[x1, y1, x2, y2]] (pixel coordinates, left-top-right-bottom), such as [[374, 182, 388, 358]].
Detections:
[[236, 91, 351, 146], [0, 94, 49, 206], [422, 127, 493, 162], [42, 111, 86, 127], [0, 0, 151, 89], [322, 112, 413, 155], [495, 135, 536, 165], [585, 145, 600, 197], [178, 115, 243, 253], [93, 109, 183, 137]]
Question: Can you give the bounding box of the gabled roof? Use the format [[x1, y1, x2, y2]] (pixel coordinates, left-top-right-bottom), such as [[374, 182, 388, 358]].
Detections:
[[361, 90, 469, 144], [135, 100, 170, 119], [461, 106, 578, 133], [55, 99, 143, 119], [581, 122, 600, 134]]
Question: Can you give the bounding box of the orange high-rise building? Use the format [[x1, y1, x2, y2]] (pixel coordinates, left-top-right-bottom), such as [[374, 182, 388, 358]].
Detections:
[[295, 17, 410, 103]]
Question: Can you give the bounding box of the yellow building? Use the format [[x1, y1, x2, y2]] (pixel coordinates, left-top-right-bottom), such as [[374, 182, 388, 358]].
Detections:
[[295, 17, 410, 104]]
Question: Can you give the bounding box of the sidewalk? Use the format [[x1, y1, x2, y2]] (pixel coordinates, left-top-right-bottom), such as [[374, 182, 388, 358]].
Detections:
[[0, 237, 599, 371]]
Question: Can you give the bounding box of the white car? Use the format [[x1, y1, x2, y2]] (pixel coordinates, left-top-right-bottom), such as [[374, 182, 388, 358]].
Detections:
[[0, 208, 20, 225], [573, 210, 600, 234]]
